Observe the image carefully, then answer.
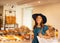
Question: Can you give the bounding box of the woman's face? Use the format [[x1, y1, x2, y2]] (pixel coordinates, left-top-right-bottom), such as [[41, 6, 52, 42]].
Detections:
[[36, 16, 43, 24]]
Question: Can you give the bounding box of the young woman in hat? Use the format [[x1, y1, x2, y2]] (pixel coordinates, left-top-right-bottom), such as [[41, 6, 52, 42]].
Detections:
[[32, 13, 50, 43]]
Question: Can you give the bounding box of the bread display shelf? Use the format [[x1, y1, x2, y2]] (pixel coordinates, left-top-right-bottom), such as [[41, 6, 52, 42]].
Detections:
[[5, 16, 16, 24], [4, 10, 16, 30]]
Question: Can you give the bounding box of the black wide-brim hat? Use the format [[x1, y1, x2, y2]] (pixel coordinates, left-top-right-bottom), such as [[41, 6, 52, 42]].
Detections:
[[32, 13, 47, 24]]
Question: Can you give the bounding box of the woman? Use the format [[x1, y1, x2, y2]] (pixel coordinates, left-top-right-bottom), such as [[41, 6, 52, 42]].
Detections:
[[32, 13, 50, 43]]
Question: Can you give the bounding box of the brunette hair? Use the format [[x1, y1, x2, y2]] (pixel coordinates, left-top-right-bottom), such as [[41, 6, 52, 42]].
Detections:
[[33, 20, 44, 29]]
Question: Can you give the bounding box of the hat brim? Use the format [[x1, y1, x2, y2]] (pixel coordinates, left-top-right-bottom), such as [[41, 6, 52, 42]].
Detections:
[[32, 13, 47, 24]]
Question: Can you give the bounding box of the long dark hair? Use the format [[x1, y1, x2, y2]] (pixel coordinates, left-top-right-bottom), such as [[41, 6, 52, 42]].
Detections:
[[33, 20, 44, 29]]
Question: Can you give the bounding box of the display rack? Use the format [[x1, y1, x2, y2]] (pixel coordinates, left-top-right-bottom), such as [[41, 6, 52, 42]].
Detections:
[[4, 10, 18, 30]]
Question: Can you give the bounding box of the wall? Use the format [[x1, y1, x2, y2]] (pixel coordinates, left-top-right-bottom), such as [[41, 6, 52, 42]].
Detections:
[[0, 6, 3, 14], [22, 7, 33, 30], [32, 3, 60, 29], [16, 6, 23, 27]]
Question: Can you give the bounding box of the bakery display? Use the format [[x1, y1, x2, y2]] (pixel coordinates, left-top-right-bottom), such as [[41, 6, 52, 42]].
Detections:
[[0, 26, 31, 41]]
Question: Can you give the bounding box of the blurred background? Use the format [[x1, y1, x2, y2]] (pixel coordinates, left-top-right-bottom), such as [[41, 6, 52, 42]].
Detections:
[[0, 0, 60, 43]]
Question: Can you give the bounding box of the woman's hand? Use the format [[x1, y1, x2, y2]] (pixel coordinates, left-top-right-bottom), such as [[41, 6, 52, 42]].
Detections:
[[38, 33, 47, 38], [38, 33, 51, 39], [38, 33, 44, 38], [44, 35, 51, 39]]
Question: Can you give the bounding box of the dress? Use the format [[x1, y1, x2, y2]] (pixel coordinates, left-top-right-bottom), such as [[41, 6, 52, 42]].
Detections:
[[32, 25, 48, 43]]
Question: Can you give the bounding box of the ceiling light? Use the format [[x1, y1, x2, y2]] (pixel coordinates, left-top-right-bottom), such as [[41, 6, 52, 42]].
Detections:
[[38, 1, 41, 3]]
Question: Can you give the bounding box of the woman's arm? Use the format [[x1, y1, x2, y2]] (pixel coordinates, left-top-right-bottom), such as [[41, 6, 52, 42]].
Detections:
[[46, 30, 50, 36], [44, 30, 51, 39], [38, 30, 51, 39], [38, 33, 46, 38]]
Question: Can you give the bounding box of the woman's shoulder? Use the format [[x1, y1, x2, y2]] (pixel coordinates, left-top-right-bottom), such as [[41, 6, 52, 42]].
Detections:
[[44, 25, 48, 27], [43, 25, 48, 30]]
